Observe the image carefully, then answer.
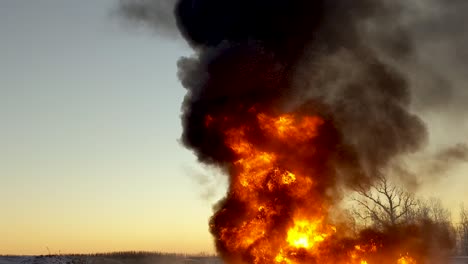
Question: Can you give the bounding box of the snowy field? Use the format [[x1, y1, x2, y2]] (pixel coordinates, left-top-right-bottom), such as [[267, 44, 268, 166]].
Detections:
[[1, 256, 468, 264], [0, 255, 222, 264]]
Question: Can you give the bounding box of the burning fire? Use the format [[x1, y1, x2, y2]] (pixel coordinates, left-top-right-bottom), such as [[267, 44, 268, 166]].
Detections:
[[285, 220, 329, 249], [397, 256, 417, 264], [121, 0, 455, 262], [208, 110, 418, 264]]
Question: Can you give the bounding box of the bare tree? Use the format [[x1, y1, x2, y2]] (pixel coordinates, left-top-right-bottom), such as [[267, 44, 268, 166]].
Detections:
[[413, 198, 452, 223], [458, 205, 468, 255], [352, 179, 457, 255], [429, 198, 452, 223], [419, 198, 457, 255], [352, 176, 416, 229]]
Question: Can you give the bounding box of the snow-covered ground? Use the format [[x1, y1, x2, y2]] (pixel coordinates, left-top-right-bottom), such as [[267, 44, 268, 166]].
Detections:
[[0, 257, 28, 264], [2, 256, 468, 264], [0, 256, 222, 264], [0, 256, 76, 264]]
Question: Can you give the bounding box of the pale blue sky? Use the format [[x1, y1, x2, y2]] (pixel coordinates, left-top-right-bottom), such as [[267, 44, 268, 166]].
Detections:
[[0, 1, 222, 254]]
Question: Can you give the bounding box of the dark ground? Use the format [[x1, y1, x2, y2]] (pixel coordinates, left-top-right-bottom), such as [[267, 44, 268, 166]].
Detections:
[[2, 254, 468, 264], [0, 253, 222, 264]]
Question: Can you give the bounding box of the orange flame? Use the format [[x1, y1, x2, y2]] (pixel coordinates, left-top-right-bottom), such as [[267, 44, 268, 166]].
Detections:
[[210, 111, 418, 264], [397, 255, 417, 264]]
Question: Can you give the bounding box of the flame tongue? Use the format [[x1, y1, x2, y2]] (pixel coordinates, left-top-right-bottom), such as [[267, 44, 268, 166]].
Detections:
[[210, 111, 330, 263], [209, 110, 418, 264]]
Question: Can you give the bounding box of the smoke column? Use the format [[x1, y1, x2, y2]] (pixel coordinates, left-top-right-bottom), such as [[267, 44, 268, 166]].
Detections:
[[174, 0, 426, 188], [117, 0, 459, 263]]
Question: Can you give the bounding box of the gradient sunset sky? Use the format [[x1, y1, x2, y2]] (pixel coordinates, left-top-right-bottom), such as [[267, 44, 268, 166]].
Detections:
[[0, 0, 226, 255], [1, 0, 468, 256]]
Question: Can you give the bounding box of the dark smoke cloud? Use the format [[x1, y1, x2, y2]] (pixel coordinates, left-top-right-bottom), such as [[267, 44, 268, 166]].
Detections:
[[388, 143, 468, 191], [171, 0, 427, 186], [115, 0, 439, 182], [115, 0, 463, 261], [114, 0, 468, 198], [392, 0, 468, 112], [436, 143, 468, 162], [116, 0, 468, 122], [117, 0, 179, 37], [428, 143, 468, 176]]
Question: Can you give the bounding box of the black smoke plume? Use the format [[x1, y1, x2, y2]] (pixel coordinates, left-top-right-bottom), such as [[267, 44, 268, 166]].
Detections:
[[117, 0, 179, 36], [117, 0, 462, 263], [171, 0, 426, 183]]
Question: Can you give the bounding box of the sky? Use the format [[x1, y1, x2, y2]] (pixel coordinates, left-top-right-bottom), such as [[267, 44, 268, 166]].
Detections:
[[1, 0, 467, 256], [0, 1, 225, 255]]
